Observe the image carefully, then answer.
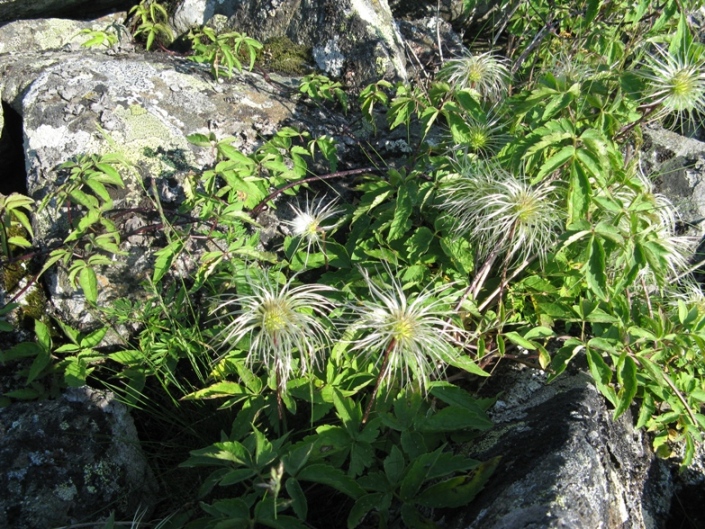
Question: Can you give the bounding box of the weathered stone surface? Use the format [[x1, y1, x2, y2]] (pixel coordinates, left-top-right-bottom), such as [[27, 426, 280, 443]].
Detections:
[[171, 0, 408, 85], [449, 366, 671, 529], [0, 49, 301, 329], [397, 16, 465, 77], [0, 386, 157, 529], [0, 13, 130, 55], [0, 0, 131, 23], [642, 124, 705, 224]]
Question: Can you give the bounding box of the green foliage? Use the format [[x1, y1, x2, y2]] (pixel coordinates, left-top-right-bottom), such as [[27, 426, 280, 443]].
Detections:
[[78, 27, 119, 49], [181, 386, 495, 528], [37, 154, 128, 305], [3, 2, 705, 527], [299, 74, 349, 113], [0, 192, 34, 257], [129, 0, 174, 51], [188, 26, 263, 79]]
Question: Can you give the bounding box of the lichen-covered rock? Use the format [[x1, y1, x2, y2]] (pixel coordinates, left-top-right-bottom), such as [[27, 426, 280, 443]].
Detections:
[[171, 0, 408, 85], [0, 49, 299, 329], [0, 0, 131, 23], [0, 386, 157, 529], [449, 366, 670, 529], [0, 13, 131, 55], [641, 124, 705, 223]]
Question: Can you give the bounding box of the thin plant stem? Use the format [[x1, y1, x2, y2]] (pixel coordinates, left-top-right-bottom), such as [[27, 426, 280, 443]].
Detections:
[[250, 167, 379, 217], [478, 256, 534, 312], [641, 276, 654, 319], [362, 339, 395, 424]]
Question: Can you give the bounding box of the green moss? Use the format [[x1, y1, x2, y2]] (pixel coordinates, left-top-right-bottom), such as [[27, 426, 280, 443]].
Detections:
[[259, 36, 312, 75], [3, 262, 25, 293], [21, 287, 47, 323]]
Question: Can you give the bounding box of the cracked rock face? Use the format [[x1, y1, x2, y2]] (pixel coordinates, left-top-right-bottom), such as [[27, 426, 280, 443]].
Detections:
[[0, 386, 158, 529], [448, 366, 672, 529], [170, 0, 408, 85]]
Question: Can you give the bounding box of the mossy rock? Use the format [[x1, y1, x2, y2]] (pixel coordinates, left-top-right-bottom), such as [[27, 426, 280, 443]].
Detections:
[[259, 36, 313, 75]]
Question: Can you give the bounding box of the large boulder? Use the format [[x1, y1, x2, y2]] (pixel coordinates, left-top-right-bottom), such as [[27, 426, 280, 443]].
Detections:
[[0, 45, 301, 329], [448, 365, 684, 529], [0, 13, 130, 55], [0, 386, 158, 529], [641, 124, 705, 224]]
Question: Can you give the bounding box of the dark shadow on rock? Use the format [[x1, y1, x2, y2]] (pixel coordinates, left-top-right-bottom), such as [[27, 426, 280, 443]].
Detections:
[[0, 101, 27, 196]]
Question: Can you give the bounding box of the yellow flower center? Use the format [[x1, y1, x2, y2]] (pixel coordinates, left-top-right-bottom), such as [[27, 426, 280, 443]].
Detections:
[[262, 300, 289, 334], [469, 130, 488, 150], [670, 68, 697, 107], [391, 313, 416, 342], [467, 62, 485, 84]]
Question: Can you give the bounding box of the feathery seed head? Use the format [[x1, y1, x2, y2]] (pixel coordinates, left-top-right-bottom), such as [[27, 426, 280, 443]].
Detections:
[[213, 273, 337, 388], [439, 162, 561, 264], [439, 51, 510, 101], [347, 268, 467, 393], [286, 196, 344, 256], [640, 45, 705, 123]]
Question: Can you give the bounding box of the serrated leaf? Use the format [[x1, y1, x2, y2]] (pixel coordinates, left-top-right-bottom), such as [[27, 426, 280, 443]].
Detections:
[[182, 381, 246, 400], [568, 164, 590, 225], [153, 240, 183, 283], [64, 357, 88, 387], [80, 326, 107, 349], [586, 348, 617, 407], [614, 354, 637, 419], [383, 445, 405, 486], [297, 464, 365, 499], [536, 145, 575, 181], [586, 237, 608, 301], [504, 331, 536, 350], [347, 493, 388, 529], [285, 478, 307, 520], [34, 320, 52, 352], [79, 267, 99, 304], [27, 345, 51, 384], [389, 185, 413, 241], [7, 234, 32, 249]]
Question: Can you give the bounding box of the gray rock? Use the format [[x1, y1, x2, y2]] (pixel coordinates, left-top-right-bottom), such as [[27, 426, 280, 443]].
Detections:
[[0, 49, 299, 329], [0, 386, 157, 529], [448, 366, 671, 529], [642, 124, 705, 224], [0, 13, 131, 55], [171, 0, 408, 85], [0, 0, 131, 23]]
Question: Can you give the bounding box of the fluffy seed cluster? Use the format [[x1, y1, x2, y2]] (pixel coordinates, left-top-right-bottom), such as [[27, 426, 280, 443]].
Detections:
[[439, 162, 561, 263], [439, 51, 511, 101], [213, 274, 336, 388], [640, 45, 705, 122], [285, 196, 343, 256], [346, 268, 467, 394]]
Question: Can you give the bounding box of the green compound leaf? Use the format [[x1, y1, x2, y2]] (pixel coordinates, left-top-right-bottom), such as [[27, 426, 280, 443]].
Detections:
[[414, 456, 500, 508]]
